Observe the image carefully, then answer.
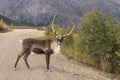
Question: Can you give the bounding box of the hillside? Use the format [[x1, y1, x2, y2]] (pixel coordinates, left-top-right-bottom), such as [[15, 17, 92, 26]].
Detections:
[[0, 0, 120, 26], [0, 13, 21, 25]]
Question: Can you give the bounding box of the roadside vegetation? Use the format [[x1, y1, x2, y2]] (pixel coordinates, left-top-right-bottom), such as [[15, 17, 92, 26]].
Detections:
[[79, 10, 120, 74], [46, 10, 120, 78], [0, 19, 46, 33], [0, 19, 11, 32]]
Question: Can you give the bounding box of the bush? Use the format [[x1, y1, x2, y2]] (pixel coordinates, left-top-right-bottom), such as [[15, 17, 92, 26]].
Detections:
[[46, 11, 120, 74], [79, 10, 120, 73]]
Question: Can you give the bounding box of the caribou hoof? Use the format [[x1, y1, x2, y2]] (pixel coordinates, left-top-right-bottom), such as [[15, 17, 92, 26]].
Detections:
[[47, 69, 52, 72], [13, 68, 16, 71], [28, 68, 32, 71]]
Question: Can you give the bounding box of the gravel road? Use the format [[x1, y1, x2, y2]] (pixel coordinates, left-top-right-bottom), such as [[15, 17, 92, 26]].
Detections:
[[0, 29, 114, 80]]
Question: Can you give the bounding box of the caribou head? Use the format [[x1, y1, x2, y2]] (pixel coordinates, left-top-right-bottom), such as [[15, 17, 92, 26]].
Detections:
[[51, 13, 75, 45]]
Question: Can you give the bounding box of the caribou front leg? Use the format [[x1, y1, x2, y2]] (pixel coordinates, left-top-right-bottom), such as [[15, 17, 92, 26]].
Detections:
[[46, 53, 51, 71]]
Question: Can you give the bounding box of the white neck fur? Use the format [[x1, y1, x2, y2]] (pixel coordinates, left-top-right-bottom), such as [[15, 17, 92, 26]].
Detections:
[[51, 41, 61, 55]]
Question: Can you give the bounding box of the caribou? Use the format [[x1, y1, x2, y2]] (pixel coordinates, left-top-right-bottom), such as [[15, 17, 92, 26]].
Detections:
[[13, 13, 75, 71]]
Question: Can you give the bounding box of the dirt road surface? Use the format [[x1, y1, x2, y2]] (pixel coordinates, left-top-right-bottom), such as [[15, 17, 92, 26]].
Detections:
[[0, 29, 114, 80]]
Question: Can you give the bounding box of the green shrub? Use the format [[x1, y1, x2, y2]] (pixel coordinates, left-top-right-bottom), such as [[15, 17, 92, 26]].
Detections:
[[46, 11, 120, 74], [79, 10, 120, 73], [62, 33, 74, 58]]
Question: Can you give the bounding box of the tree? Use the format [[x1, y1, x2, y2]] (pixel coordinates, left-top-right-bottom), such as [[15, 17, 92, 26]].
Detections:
[[79, 10, 120, 73]]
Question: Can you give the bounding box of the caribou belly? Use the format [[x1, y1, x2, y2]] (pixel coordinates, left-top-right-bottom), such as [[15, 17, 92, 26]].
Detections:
[[31, 48, 45, 55]]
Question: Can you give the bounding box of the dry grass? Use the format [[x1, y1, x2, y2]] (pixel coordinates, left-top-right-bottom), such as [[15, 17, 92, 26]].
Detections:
[[0, 21, 11, 32], [11, 25, 47, 31]]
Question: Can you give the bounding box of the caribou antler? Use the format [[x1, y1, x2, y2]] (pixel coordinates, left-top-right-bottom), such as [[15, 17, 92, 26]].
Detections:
[[52, 13, 75, 37], [63, 18, 75, 37], [52, 13, 60, 37]]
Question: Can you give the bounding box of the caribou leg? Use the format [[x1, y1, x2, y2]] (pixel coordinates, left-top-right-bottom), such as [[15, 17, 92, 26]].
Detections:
[[14, 51, 25, 70], [23, 52, 31, 70], [46, 53, 51, 70]]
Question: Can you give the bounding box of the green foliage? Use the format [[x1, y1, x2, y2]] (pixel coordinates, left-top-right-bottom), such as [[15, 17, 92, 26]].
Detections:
[[79, 10, 120, 73], [46, 10, 120, 74], [63, 29, 74, 46], [62, 32, 74, 58]]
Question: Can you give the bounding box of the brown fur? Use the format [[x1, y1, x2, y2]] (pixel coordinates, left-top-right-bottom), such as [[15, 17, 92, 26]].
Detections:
[[14, 38, 54, 70]]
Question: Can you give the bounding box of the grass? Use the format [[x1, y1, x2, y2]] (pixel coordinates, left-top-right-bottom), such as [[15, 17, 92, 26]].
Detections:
[[61, 32, 96, 66], [0, 19, 47, 33], [11, 25, 47, 30], [117, 75, 120, 80], [0, 21, 11, 32]]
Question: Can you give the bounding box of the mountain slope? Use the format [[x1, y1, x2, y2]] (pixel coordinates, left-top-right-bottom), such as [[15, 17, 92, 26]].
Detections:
[[111, 0, 120, 4], [0, 13, 21, 25], [0, 0, 120, 26]]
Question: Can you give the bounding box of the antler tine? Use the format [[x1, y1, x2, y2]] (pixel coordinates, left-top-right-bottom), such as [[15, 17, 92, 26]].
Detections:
[[63, 17, 75, 37], [52, 13, 60, 37]]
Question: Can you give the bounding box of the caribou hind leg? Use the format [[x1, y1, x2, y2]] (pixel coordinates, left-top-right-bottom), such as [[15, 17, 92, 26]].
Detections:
[[23, 52, 31, 70], [13, 51, 25, 70]]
